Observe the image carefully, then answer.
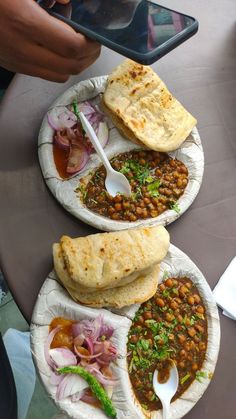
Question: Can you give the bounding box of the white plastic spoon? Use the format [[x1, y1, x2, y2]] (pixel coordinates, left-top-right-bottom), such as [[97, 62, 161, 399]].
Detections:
[[79, 112, 132, 197], [153, 362, 179, 419]]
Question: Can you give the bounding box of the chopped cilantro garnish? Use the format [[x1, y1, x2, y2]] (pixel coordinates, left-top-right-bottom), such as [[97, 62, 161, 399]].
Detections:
[[147, 179, 161, 197], [181, 373, 191, 385], [76, 184, 87, 200], [119, 160, 151, 185], [169, 201, 181, 213], [137, 339, 150, 351], [162, 270, 170, 280], [196, 371, 207, 382]]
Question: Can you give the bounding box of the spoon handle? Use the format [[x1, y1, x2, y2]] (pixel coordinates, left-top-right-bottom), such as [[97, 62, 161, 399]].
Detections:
[[79, 112, 112, 173], [162, 400, 170, 419]]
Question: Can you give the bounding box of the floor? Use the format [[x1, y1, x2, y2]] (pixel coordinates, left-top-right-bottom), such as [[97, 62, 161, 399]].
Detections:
[[0, 271, 60, 419]]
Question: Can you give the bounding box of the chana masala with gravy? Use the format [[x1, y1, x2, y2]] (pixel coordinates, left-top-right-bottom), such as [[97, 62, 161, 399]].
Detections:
[[77, 150, 188, 222], [127, 277, 208, 412]]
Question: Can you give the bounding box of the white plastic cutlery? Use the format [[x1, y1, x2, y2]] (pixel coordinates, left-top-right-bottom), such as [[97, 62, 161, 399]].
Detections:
[[153, 362, 179, 419], [79, 112, 132, 197]]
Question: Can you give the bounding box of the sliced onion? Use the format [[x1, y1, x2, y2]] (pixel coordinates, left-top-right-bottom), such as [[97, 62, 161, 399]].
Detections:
[[74, 345, 102, 360], [67, 143, 89, 174], [44, 326, 61, 368], [85, 337, 94, 354], [47, 107, 77, 131], [56, 374, 89, 401], [96, 122, 109, 148], [54, 130, 70, 150], [85, 365, 118, 386], [81, 391, 98, 405], [100, 324, 114, 340], [49, 348, 77, 368], [71, 390, 86, 402], [50, 370, 64, 386], [74, 334, 85, 347]]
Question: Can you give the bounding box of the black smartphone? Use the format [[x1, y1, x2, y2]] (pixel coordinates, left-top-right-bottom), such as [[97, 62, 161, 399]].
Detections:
[[39, 0, 198, 65]]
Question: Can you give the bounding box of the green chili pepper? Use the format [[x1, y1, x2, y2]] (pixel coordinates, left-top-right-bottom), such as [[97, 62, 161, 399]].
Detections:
[[72, 99, 86, 136], [57, 365, 117, 418]]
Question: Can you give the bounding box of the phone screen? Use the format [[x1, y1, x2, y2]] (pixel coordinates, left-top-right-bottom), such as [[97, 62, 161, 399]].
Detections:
[[49, 0, 196, 55]]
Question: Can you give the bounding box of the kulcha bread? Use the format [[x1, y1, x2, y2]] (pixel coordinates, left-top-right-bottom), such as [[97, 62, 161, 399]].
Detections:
[[103, 59, 197, 152], [53, 225, 169, 292], [65, 264, 160, 308]]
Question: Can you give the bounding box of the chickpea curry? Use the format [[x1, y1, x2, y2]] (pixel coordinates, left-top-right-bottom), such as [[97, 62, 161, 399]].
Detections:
[[76, 150, 188, 222], [127, 277, 208, 412]]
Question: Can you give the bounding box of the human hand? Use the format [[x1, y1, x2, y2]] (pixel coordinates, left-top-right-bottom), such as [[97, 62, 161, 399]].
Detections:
[[0, 0, 101, 82]]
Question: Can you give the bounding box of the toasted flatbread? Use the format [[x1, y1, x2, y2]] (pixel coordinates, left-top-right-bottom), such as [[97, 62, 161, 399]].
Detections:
[[53, 226, 169, 291], [65, 264, 160, 308], [103, 59, 197, 152], [53, 242, 153, 294]]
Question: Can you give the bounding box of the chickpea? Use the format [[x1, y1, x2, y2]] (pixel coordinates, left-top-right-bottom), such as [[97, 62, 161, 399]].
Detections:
[[179, 165, 188, 174], [199, 342, 206, 351], [194, 335, 200, 343], [177, 314, 183, 323], [165, 312, 175, 322], [185, 282, 192, 289], [150, 210, 158, 218], [178, 334, 186, 344], [114, 195, 122, 203], [136, 207, 143, 215], [170, 301, 179, 310], [196, 305, 205, 314], [188, 327, 197, 338], [143, 311, 152, 320], [175, 297, 182, 304], [169, 334, 174, 341], [123, 201, 130, 209], [180, 349, 186, 357], [130, 335, 138, 344], [114, 203, 122, 211], [187, 296, 195, 305], [137, 315, 144, 325], [189, 340, 196, 350], [195, 324, 204, 334], [169, 159, 176, 167], [142, 209, 148, 218], [187, 354, 193, 361], [108, 207, 115, 214], [159, 283, 165, 291], [181, 178, 188, 187], [185, 318, 191, 327], [156, 298, 165, 307], [184, 342, 191, 351], [129, 214, 137, 222], [111, 213, 119, 220], [173, 188, 182, 197], [178, 361, 185, 368], [134, 378, 142, 388], [139, 158, 146, 165], [165, 278, 173, 288], [192, 363, 198, 371], [144, 197, 151, 204], [193, 294, 201, 304], [179, 285, 188, 298]]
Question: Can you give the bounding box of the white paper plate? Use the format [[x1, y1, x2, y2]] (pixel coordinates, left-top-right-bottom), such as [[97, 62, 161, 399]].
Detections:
[[30, 244, 220, 419], [38, 76, 204, 232]]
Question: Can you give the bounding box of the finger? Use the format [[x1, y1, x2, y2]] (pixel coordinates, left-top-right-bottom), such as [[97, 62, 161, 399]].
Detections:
[[30, 2, 100, 59], [17, 40, 101, 75]]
